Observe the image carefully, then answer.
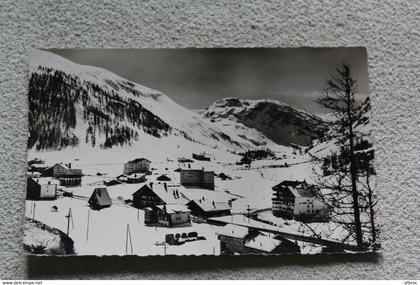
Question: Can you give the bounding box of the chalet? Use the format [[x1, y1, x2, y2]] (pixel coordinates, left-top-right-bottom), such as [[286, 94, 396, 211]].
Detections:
[[132, 183, 188, 209], [244, 234, 300, 255], [157, 174, 171, 181], [123, 158, 151, 175], [27, 171, 41, 178], [178, 157, 194, 163], [42, 163, 83, 187], [144, 204, 191, 227], [117, 173, 147, 184], [29, 163, 49, 173], [180, 169, 215, 190], [217, 224, 300, 255], [192, 153, 211, 161], [217, 172, 232, 180], [272, 180, 329, 222], [28, 158, 45, 166], [239, 156, 252, 165], [26, 177, 58, 200], [217, 224, 257, 254], [88, 188, 112, 210], [186, 199, 231, 218], [104, 179, 122, 186]]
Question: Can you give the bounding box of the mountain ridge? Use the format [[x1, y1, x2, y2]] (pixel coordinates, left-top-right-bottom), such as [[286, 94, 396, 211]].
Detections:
[[202, 97, 327, 146]]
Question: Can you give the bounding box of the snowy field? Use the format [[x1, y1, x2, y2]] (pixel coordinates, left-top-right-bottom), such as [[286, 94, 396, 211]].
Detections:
[[25, 147, 354, 256], [25, 197, 221, 256]]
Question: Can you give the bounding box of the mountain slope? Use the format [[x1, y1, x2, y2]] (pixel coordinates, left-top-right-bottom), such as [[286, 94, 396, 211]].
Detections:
[[28, 50, 258, 152], [202, 97, 327, 147]]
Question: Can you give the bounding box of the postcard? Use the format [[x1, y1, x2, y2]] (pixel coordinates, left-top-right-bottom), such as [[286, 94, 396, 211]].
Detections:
[[24, 48, 380, 256]]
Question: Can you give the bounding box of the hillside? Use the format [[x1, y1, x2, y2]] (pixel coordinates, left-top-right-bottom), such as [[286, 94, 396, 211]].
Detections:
[[28, 50, 262, 152], [202, 97, 327, 146]]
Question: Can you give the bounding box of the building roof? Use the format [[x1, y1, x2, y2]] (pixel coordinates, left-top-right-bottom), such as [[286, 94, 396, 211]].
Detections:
[[217, 224, 249, 238], [156, 204, 190, 214], [177, 157, 194, 163], [51, 162, 69, 169], [244, 234, 281, 252], [30, 163, 48, 168], [157, 174, 171, 181], [90, 188, 112, 206], [188, 199, 230, 212], [127, 173, 146, 179], [136, 184, 189, 205], [276, 180, 304, 187], [181, 169, 215, 174], [273, 180, 318, 198], [30, 177, 59, 185], [127, 158, 151, 164]]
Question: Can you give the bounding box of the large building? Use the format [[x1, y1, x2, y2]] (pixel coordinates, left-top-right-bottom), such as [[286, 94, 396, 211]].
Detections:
[[26, 177, 58, 200], [180, 169, 214, 190], [272, 180, 330, 222], [42, 163, 83, 187], [123, 158, 151, 175]]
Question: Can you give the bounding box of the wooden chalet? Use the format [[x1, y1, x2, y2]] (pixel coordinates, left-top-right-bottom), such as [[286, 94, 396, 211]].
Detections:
[[88, 188, 112, 210], [186, 199, 231, 218], [26, 177, 58, 200]]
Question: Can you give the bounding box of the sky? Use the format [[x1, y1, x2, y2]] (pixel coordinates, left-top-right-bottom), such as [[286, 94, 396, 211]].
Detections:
[[49, 48, 370, 114]]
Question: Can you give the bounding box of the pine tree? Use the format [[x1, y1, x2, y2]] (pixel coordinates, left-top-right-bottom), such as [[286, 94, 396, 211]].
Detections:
[[315, 63, 365, 250]]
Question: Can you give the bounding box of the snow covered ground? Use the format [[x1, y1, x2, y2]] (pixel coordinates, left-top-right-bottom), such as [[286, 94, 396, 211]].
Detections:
[[25, 197, 221, 256], [25, 147, 354, 256]]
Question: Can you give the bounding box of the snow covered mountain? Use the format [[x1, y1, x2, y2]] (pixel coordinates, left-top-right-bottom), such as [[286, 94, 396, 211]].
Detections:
[[28, 50, 266, 152], [202, 98, 327, 147]]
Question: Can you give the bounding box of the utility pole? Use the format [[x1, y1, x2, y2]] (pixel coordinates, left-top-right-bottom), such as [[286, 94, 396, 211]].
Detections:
[[125, 224, 133, 255], [246, 205, 251, 223], [86, 209, 90, 242], [65, 208, 73, 236], [32, 202, 36, 220]]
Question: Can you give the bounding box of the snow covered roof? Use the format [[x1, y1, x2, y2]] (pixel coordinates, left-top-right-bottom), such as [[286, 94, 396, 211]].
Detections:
[[244, 234, 281, 252], [217, 224, 249, 238], [181, 169, 215, 174], [50, 162, 69, 169], [89, 188, 112, 206], [127, 173, 146, 179], [273, 180, 318, 198], [156, 204, 190, 214], [31, 177, 59, 185], [189, 199, 230, 212], [142, 184, 189, 205], [30, 163, 48, 168], [157, 174, 171, 181], [127, 158, 151, 164]]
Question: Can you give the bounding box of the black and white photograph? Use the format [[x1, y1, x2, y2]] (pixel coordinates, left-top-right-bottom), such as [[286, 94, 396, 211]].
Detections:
[[24, 47, 380, 256]]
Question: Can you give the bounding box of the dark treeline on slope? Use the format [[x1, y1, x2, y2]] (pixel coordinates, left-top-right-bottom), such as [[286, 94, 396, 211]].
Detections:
[[28, 66, 171, 150]]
